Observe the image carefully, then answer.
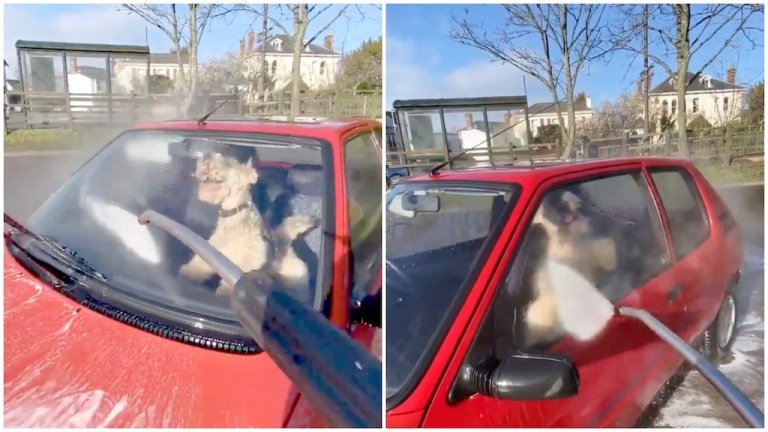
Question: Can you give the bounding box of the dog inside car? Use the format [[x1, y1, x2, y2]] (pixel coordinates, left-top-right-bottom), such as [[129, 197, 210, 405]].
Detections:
[[521, 188, 619, 348], [179, 151, 318, 297]]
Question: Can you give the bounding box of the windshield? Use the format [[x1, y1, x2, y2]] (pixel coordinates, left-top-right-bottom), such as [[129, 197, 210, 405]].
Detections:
[[385, 182, 518, 403], [22, 129, 331, 348]]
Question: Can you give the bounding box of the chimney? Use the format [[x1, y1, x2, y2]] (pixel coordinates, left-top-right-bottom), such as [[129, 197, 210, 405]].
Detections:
[[324, 34, 334, 51], [247, 31, 255, 52], [240, 39, 245, 55], [727, 66, 736, 85], [636, 76, 643, 97], [464, 113, 474, 129], [67, 57, 77, 73]]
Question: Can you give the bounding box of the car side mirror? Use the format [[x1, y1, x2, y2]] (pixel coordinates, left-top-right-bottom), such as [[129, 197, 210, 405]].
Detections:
[[450, 352, 579, 403]]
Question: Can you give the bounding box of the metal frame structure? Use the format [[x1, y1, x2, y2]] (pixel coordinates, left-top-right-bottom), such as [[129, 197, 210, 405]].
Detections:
[[15, 40, 150, 129], [389, 96, 537, 174]]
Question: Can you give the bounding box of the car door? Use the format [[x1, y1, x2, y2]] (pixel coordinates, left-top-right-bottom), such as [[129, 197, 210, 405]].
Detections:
[[645, 166, 721, 345], [421, 167, 680, 428]]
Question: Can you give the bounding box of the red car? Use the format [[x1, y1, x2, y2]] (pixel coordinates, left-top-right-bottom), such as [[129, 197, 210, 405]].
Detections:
[[4, 118, 383, 427], [386, 157, 742, 427]]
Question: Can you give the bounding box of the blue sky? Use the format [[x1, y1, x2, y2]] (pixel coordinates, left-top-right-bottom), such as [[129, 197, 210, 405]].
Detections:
[[387, 4, 764, 108], [4, 3, 381, 78]]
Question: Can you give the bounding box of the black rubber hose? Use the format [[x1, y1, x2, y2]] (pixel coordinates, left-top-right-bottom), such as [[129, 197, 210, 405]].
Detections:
[[231, 270, 382, 428]]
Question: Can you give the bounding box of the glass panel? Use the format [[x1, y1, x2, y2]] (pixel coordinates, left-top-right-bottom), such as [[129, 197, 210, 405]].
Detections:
[[396, 109, 446, 153], [66, 53, 109, 95], [386, 183, 517, 399], [21, 50, 66, 93], [27, 130, 329, 341], [110, 54, 150, 96]]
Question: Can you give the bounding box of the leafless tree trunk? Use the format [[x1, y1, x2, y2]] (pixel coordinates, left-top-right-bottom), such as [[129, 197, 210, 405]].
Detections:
[[451, 5, 606, 158], [607, 4, 763, 158], [674, 5, 691, 156], [257, 4, 269, 102]]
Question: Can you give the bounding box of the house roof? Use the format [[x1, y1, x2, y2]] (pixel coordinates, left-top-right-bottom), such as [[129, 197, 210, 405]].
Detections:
[[650, 72, 744, 94], [253, 34, 339, 56], [528, 94, 592, 115]]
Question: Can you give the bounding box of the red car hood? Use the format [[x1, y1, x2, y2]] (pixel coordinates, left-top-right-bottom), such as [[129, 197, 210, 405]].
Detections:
[[3, 247, 317, 428]]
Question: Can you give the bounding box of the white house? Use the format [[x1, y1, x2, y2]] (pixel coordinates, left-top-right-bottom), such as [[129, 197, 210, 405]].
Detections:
[[240, 32, 342, 92], [649, 67, 745, 129], [527, 93, 595, 138]]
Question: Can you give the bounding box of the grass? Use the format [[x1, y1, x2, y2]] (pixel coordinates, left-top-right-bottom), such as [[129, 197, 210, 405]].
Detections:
[[695, 158, 764, 186], [4, 128, 122, 153]]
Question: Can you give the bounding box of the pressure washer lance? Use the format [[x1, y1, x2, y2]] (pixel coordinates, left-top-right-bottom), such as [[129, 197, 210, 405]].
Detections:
[[138, 209, 382, 428]]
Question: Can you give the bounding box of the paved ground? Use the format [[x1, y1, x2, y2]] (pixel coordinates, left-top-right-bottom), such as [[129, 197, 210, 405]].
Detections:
[[3, 151, 762, 426]]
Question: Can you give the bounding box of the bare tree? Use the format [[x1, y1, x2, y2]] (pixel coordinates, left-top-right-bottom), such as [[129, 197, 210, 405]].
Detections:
[[579, 93, 643, 139], [121, 4, 233, 116], [607, 4, 763, 157], [198, 51, 270, 93], [451, 5, 607, 157], [236, 4, 367, 119]]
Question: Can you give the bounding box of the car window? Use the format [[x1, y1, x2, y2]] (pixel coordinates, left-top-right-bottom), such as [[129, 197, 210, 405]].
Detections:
[[24, 130, 331, 351], [344, 131, 383, 303], [477, 171, 668, 354], [649, 168, 710, 259], [386, 183, 518, 403]]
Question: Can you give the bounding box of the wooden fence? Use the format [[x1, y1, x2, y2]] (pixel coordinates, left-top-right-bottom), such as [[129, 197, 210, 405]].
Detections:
[[594, 129, 764, 163], [5, 90, 382, 132]]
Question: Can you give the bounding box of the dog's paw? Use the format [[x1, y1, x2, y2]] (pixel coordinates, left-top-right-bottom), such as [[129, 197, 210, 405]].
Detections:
[[179, 260, 213, 282], [280, 215, 319, 240]]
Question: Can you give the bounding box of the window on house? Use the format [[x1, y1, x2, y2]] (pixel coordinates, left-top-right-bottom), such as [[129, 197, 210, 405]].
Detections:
[[152, 68, 157, 75], [132, 68, 137, 79], [320, 61, 326, 75], [671, 100, 677, 115], [173, 69, 177, 80], [662, 100, 669, 116], [692, 98, 699, 113], [724, 97, 729, 112], [271, 60, 277, 75]]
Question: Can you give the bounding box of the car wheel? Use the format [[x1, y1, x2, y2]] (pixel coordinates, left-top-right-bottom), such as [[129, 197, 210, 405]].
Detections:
[[701, 283, 739, 363]]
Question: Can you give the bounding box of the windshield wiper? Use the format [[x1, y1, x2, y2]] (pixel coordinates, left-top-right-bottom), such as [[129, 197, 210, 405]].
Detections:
[[5, 215, 106, 281]]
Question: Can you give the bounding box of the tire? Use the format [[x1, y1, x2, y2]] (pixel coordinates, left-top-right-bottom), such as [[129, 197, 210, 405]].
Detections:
[[701, 283, 739, 363]]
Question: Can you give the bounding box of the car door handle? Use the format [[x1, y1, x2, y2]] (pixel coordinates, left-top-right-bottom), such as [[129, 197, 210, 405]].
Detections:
[[667, 284, 684, 302]]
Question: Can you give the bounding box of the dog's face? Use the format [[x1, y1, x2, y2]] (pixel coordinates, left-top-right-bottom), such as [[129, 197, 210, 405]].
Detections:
[[537, 189, 593, 239], [193, 152, 258, 207]]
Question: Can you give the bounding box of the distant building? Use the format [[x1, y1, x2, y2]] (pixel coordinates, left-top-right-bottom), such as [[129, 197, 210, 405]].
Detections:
[[649, 67, 745, 128], [240, 32, 342, 92], [527, 93, 595, 138], [113, 51, 190, 94]]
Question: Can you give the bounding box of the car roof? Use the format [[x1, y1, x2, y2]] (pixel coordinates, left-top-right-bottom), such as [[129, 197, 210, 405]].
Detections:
[[406, 157, 695, 185], [129, 117, 381, 145]]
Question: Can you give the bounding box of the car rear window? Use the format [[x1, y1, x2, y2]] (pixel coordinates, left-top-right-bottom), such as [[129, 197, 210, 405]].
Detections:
[[649, 168, 710, 259]]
